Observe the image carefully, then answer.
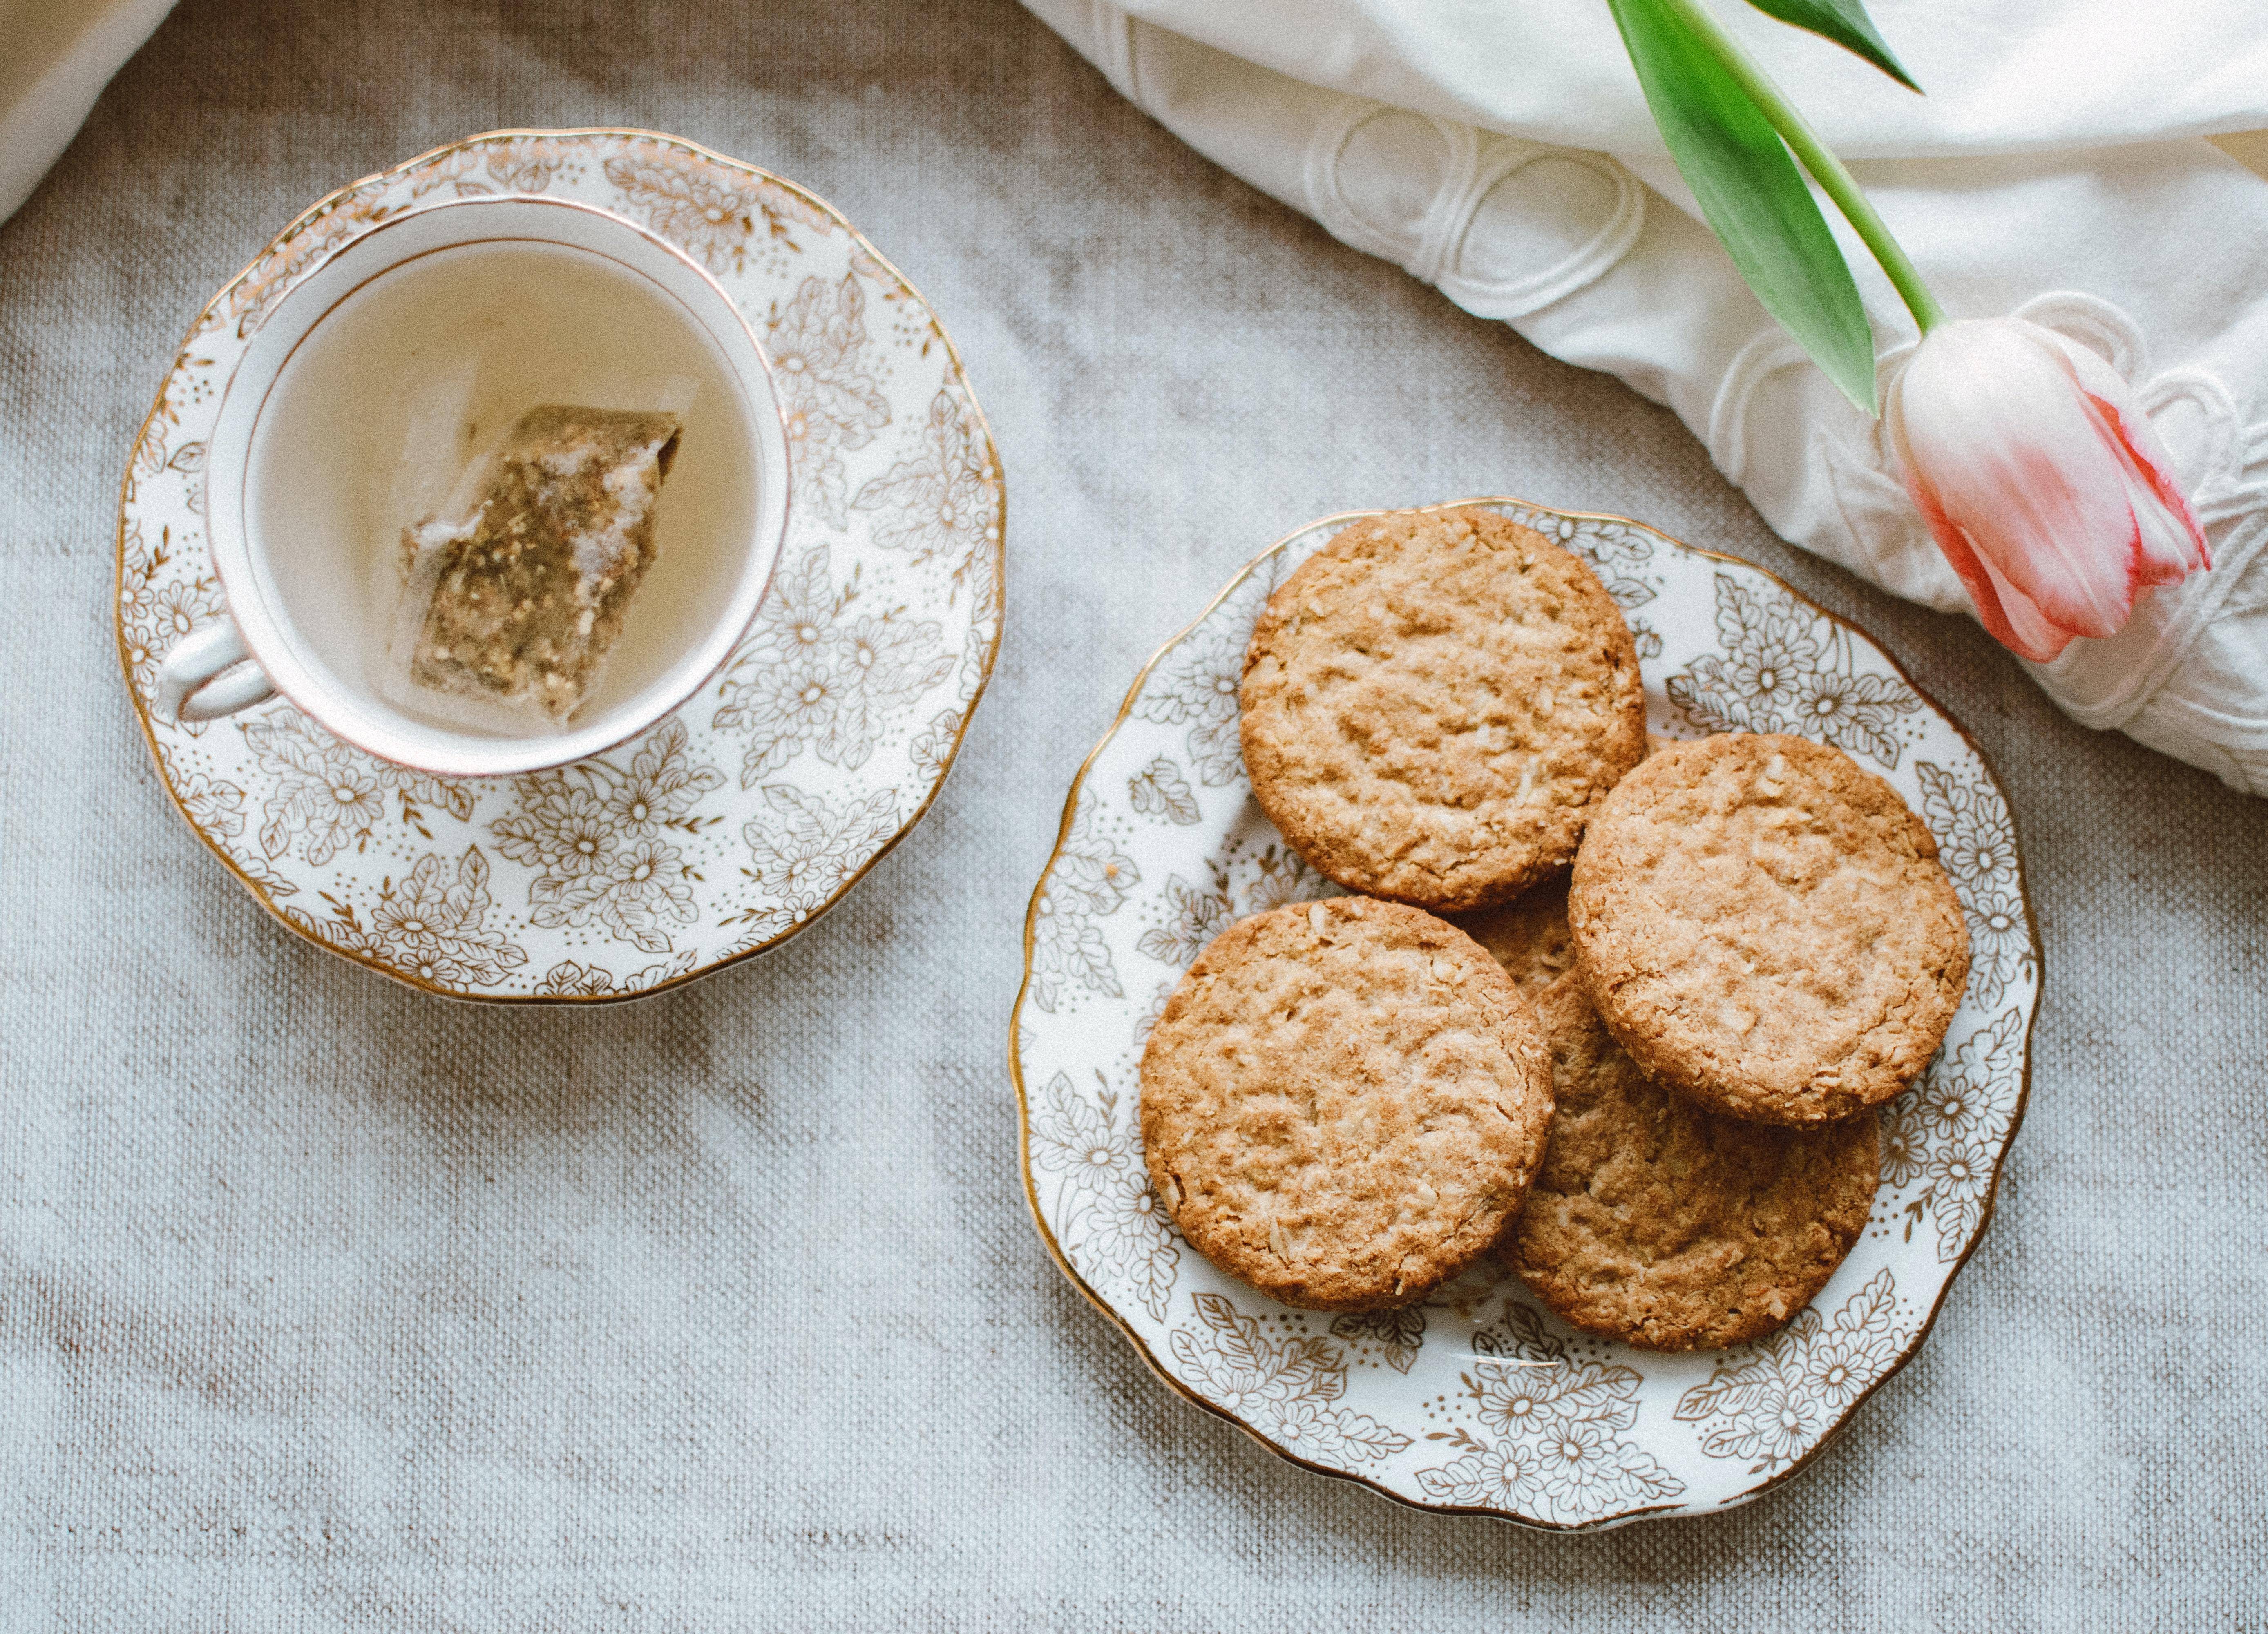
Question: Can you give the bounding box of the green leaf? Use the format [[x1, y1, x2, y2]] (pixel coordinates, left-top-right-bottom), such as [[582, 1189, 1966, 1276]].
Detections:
[[1745, 0, 1919, 89], [1607, 0, 1879, 413]]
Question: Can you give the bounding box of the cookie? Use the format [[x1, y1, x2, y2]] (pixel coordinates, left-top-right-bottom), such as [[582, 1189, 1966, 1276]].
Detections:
[[1239, 507, 1647, 913], [1140, 896, 1554, 1311], [1509, 975, 1880, 1351], [1451, 732, 1676, 996], [1452, 873, 1575, 998], [1570, 732, 1969, 1126]]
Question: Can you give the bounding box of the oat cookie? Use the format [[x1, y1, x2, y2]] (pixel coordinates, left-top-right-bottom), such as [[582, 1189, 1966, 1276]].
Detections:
[[1452, 873, 1575, 998], [1571, 733, 1969, 1126], [1239, 507, 1647, 913], [1140, 896, 1554, 1311], [1451, 735, 1674, 996], [1510, 975, 1880, 1351]]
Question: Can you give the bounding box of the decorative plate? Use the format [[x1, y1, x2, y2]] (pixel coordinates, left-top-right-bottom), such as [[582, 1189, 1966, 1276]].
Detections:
[[1010, 499, 2038, 1529], [117, 129, 1003, 1002]]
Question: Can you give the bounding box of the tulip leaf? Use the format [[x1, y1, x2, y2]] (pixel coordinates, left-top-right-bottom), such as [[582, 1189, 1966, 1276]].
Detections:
[[1745, 0, 1919, 90], [1607, 0, 1879, 413]]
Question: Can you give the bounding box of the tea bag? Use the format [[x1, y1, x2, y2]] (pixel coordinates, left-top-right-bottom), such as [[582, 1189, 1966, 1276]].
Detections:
[[388, 404, 682, 728]]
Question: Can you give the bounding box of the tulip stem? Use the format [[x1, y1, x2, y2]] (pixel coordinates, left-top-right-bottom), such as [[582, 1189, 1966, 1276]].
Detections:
[[1657, 0, 1947, 334]]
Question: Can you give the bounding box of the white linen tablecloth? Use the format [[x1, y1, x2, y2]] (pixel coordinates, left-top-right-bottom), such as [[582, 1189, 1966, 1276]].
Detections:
[[0, 1, 2262, 1627]]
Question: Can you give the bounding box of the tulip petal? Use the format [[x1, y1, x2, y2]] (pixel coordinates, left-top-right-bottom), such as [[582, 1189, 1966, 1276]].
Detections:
[[1905, 482, 2073, 661], [1895, 325, 2135, 634], [2042, 328, 2212, 580], [1884, 317, 2210, 663]]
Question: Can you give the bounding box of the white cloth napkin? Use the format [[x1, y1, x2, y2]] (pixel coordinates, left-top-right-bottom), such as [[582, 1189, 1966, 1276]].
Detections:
[[1024, 0, 2268, 794], [0, 0, 175, 225]]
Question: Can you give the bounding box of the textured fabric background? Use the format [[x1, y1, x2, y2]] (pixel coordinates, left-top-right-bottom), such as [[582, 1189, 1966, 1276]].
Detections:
[[0, 1, 2262, 1628]]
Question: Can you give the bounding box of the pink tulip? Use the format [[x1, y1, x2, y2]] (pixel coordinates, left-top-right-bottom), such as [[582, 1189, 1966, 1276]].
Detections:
[[1883, 317, 2209, 663]]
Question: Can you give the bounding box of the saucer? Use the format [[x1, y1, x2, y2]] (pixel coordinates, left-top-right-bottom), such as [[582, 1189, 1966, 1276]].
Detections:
[[1010, 499, 2038, 1528], [118, 129, 1003, 1002]]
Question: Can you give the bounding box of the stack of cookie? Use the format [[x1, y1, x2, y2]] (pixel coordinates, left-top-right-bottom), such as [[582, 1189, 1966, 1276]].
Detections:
[[1139, 507, 1970, 1351]]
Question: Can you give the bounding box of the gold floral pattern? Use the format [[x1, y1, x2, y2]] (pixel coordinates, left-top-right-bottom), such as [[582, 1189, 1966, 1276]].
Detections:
[[907, 708, 962, 784], [534, 950, 699, 997], [1131, 626, 1247, 788], [242, 712, 478, 867], [1126, 756, 1201, 825], [121, 130, 1002, 1000], [1330, 1308, 1427, 1375], [1134, 870, 1231, 969], [711, 543, 952, 781], [166, 442, 208, 518], [1668, 573, 1922, 768], [1674, 1269, 1904, 1472], [1883, 1010, 2027, 1261], [150, 578, 217, 645], [1235, 842, 1327, 917], [1131, 978, 1177, 1048], [402, 135, 576, 202], [1915, 759, 2033, 1009], [175, 775, 245, 840], [1169, 1294, 1411, 1464], [1543, 511, 1658, 611], [491, 719, 722, 955], [480, 136, 568, 194], [226, 192, 399, 339], [601, 141, 829, 274], [737, 786, 900, 919], [836, 614, 956, 767], [1029, 1071, 1180, 1321], [766, 274, 891, 526], [263, 749, 378, 864], [285, 846, 528, 987], [1414, 1303, 1684, 1523], [1879, 1109, 1929, 1188], [119, 533, 219, 748], [116, 522, 177, 697], [853, 386, 1003, 615], [1027, 790, 1137, 1015], [1014, 498, 2037, 1527]]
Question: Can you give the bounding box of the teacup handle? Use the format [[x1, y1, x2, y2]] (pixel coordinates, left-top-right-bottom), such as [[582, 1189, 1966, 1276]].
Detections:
[[155, 616, 277, 723]]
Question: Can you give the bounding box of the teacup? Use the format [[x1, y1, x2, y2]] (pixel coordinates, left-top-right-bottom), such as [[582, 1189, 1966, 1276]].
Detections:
[[154, 194, 792, 778]]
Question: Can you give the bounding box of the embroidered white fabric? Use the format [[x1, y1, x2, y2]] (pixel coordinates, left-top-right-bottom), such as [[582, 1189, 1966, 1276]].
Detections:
[[1025, 0, 2268, 794]]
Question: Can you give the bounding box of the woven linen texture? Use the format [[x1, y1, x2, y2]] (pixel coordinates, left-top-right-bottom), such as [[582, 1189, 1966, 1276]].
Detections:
[[0, 0, 2261, 1627]]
